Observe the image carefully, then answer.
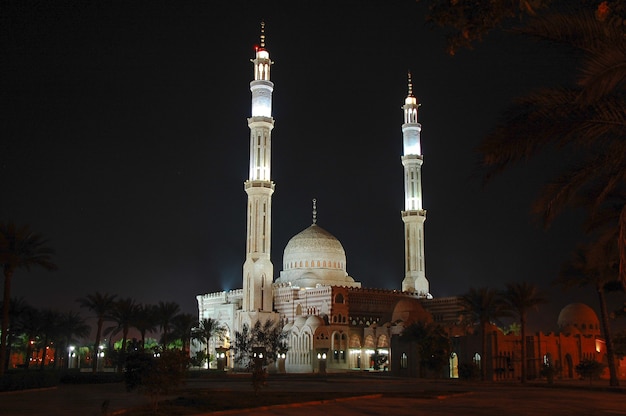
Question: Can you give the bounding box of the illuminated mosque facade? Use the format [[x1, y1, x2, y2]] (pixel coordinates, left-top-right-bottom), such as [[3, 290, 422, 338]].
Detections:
[[196, 25, 435, 373], [196, 25, 622, 379]]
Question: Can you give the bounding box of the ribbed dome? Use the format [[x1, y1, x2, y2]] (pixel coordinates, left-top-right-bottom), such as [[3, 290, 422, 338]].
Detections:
[[282, 224, 346, 275], [284, 224, 346, 259], [276, 224, 360, 288], [557, 303, 600, 336]]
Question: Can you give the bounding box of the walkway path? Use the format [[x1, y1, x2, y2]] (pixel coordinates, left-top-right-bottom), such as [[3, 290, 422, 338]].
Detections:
[[1, 374, 625, 415]]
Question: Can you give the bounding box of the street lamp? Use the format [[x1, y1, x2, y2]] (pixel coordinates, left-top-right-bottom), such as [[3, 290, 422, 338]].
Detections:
[[98, 345, 105, 371], [316, 350, 328, 374], [68, 346, 75, 369]]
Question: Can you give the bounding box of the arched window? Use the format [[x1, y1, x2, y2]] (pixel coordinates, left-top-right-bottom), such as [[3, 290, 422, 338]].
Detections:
[[401, 352, 408, 369], [473, 353, 481, 369], [334, 294, 344, 304]]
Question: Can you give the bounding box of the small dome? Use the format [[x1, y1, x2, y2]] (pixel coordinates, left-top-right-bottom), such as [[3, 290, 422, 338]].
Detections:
[[305, 315, 325, 329], [391, 299, 431, 325], [558, 303, 600, 336], [294, 316, 307, 329]]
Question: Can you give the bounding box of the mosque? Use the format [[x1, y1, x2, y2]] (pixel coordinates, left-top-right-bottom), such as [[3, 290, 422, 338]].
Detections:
[[196, 24, 436, 373], [196, 25, 621, 379]]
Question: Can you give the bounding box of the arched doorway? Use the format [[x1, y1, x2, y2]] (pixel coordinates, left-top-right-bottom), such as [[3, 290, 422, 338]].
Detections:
[[449, 352, 459, 378], [565, 354, 573, 378]]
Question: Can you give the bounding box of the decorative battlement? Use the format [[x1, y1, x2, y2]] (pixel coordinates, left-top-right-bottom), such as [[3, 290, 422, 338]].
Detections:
[[197, 289, 243, 301]]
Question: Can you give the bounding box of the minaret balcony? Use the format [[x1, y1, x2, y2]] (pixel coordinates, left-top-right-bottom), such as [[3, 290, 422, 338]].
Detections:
[[245, 180, 275, 191], [402, 209, 427, 218]]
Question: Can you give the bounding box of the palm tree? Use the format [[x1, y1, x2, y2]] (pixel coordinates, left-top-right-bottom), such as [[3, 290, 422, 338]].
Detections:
[[37, 309, 61, 370], [0, 222, 57, 375], [132, 303, 158, 351], [460, 287, 509, 381], [502, 281, 547, 383], [192, 317, 226, 367], [172, 313, 198, 355], [478, 10, 626, 286], [77, 292, 117, 372], [55, 311, 90, 369], [18, 305, 42, 369], [155, 301, 180, 349], [1, 297, 29, 370], [104, 297, 137, 372], [557, 235, 621, 386]]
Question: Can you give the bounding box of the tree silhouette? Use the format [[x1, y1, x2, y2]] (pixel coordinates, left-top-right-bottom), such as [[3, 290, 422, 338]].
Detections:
[[77, 292, 117, 372], [132, 303, 158, 351], [502, 281, 547, 383], [192, 318, 226, 368], [172, 313, 198, 355], [105, 297, 138, 372], [233, 320, 287, 371], [55, 310, 90, 369], [558, 235, 622, 386], [478, 10, 626, 286], [37, 309, 61, 370], [460, 287, 509, 380], [155, 301, 180, 349], [0, 222, 57, 375]]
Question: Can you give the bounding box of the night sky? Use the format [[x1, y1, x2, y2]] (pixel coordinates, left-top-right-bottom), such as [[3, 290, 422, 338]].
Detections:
[[3, 0, 622, 334]]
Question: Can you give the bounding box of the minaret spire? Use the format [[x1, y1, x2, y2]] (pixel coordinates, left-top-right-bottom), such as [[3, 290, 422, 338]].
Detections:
[[400, 72, 429, 297], [242, 22, 276, 313]]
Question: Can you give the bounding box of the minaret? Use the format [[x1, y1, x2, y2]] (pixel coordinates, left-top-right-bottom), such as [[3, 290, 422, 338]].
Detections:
[[242, 22, 275, 313], [401, 72, 429, 296]]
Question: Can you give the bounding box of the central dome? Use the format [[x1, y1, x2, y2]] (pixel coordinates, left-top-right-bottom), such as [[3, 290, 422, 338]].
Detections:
[[276, 224, 360, 288], [284, 224, 346, 258]]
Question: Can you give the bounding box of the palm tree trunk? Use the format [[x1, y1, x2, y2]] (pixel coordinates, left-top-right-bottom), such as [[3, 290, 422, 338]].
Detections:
[[93, 318, 103, 373], [118, 327, 129, 373], [520, 314, 527, 383], [39, 341, 48, 370], [617, 205, 626, 289], [0, 268, 13, 376], [481, 321, 487, 381], [597, 285, 619, 386]]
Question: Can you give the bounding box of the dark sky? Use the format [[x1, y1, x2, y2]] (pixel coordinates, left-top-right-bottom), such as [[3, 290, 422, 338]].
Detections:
[[2, 0, 622, 334]]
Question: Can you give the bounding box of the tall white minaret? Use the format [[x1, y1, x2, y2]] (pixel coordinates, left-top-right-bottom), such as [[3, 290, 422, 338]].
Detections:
[[242, 22, 275, 313], [401, 72, 429, 296]]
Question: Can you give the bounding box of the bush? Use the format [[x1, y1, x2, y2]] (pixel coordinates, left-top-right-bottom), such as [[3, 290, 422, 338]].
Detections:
[[125, 351, 189, 412], [458, 362, 480, 380], [575, 359, 606, 385]]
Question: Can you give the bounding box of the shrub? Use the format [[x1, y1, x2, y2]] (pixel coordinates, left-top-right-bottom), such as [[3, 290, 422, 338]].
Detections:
[[458, 362, 480, 380], [125, 351, 189, 412], [575, 359, 606, 385]]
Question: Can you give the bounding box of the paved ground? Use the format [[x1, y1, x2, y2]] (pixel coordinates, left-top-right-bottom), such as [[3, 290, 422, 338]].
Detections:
[[1, 374, 625, 416]]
